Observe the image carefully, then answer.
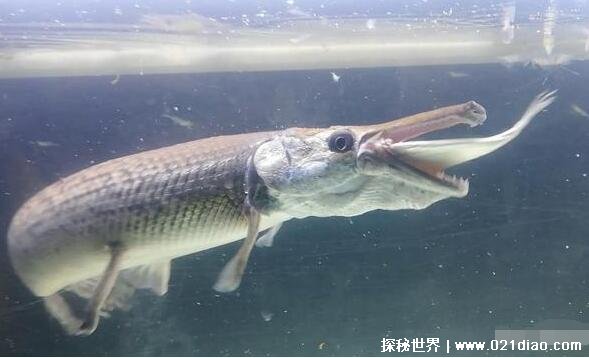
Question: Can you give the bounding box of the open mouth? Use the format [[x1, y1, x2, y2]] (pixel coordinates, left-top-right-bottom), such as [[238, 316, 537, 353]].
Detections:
[[356, 137, 470, 196], [357, 135, 471, 197], [356, 91, 556, 198], [368, 135, 470, 196], [355, 99, 486, 196], [387, 151, 470, 196]]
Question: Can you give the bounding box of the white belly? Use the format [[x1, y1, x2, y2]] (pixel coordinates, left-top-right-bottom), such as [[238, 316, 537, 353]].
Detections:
[[10, 213, 287, 297]]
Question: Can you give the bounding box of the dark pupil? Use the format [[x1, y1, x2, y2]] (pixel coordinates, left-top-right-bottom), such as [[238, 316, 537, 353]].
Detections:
[[335, 136, 347, 151], [329, 131, 353, 153]]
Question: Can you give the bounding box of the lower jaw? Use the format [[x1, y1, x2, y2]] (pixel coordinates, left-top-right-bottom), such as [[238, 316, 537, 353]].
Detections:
[[435, 171, 469, 191], [413, 169, 469, 197]]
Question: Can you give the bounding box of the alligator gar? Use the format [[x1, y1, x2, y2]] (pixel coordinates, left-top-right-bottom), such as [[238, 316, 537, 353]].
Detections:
[[7, 91, 555, 335]]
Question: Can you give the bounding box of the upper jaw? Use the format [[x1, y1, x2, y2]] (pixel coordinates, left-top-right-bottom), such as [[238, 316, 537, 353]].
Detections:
[[354, 100, 487, 196], [352, 100, 486, 144]]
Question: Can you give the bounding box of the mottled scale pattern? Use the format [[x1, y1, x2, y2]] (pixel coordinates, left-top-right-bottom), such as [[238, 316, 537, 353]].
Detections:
[[8, 130, 278, 296]]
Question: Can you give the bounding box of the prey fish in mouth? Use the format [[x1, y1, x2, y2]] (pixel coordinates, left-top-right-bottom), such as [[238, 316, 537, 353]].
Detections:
[[7, 91, 555, 335]]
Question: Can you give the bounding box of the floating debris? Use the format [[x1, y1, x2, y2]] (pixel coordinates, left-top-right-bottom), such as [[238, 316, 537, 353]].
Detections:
[[570, 104, 589, 118], [110, 74, 120, 85], [260, 310, 273, 322], [29, 140, 59, 147], [318, 342, 327, 350], [330, 72, 340, 83], [447, 71, 469, 78], [162, 114, 195, 129], [365, 19, 376, 30]]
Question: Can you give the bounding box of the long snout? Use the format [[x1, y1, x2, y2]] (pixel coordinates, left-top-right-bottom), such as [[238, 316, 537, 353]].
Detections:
[[353, 100, 487, 146]]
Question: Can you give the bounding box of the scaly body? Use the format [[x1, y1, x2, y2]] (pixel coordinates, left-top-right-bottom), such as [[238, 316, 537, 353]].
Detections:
[[8, 131, 283, 297]]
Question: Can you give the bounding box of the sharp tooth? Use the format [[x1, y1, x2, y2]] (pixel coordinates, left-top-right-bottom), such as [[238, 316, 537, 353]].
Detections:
[[463, 178, 470, 191]]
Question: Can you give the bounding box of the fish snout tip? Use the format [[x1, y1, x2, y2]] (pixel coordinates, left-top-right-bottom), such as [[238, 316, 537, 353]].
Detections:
[[463, 100, 487, 127]]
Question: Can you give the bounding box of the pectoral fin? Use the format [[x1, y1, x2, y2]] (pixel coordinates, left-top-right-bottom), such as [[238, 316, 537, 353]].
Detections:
[[213, 209, 261, 292], [391, 91, 556, 168], [214, 151, 264, 293]]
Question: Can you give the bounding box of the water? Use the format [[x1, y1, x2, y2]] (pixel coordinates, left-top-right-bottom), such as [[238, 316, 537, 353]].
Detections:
[[1, 1, 589, 356]]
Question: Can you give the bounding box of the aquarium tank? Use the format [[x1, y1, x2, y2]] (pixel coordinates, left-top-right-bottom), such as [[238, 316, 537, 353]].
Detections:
[[1, 0, 589, 356]]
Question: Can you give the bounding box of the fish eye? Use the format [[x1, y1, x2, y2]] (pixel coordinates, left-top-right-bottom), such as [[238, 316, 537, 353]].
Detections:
[[328, 131, 355, 153]]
